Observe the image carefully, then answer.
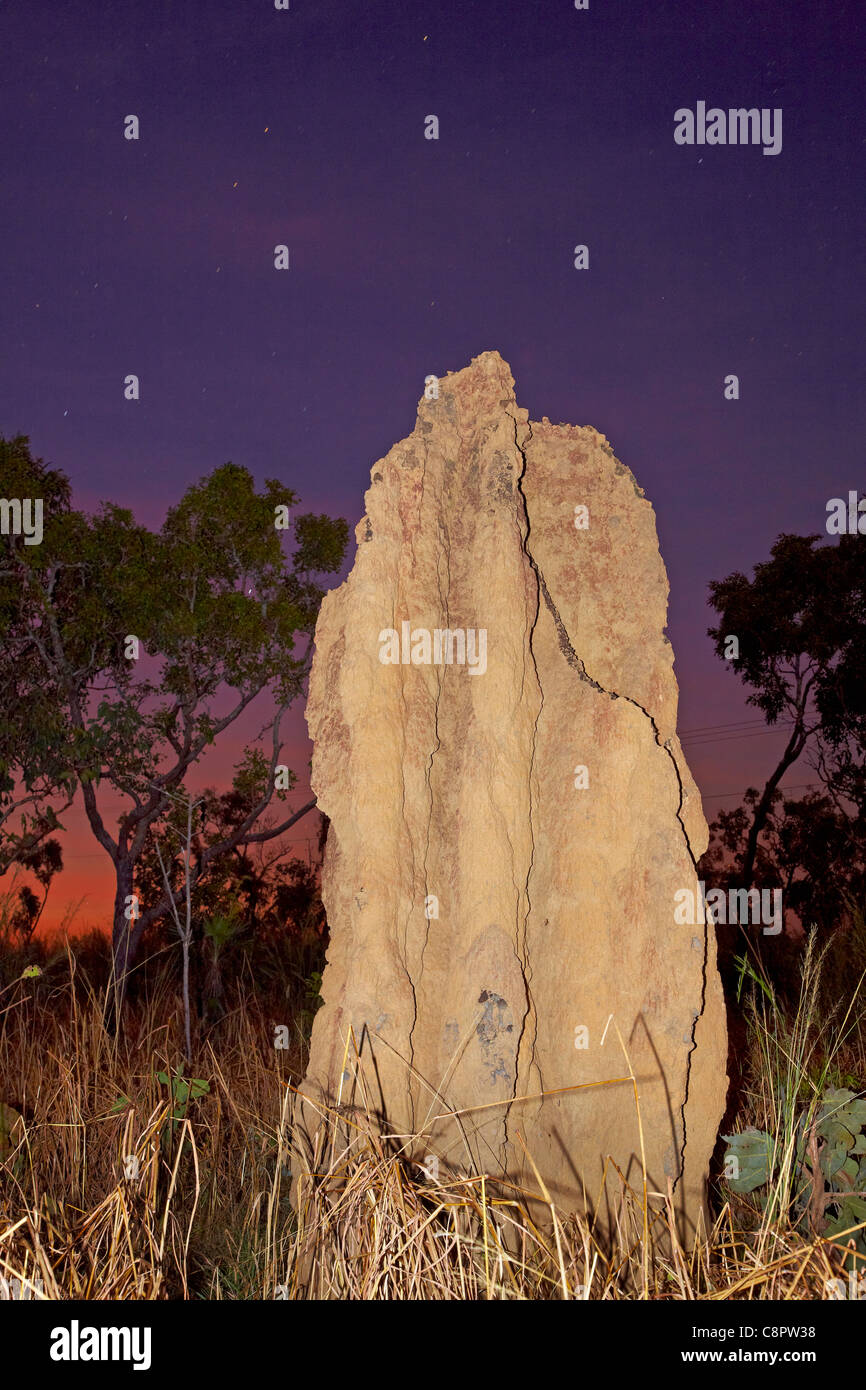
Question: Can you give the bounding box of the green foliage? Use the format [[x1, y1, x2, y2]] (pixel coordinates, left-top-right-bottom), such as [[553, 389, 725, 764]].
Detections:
[[722, 1128, 774, 1194], [825, 1196, 866, 1250], [0, 441, 74, 877], [721, 934, 866, 1270], [733, 950, 775, 1008], [292, 511, 349, 576], [155, 1065, 211, 1160], [810, 1090, 866, 1250], [296, 968, 324, 1042], [724, 1086, 866, 1261], [156, 1066, 210, 1123], [704, 528, 866, 917], [707, 531, 866, 738], [0, 438, 347, 980], [202, 908, 243, 955]]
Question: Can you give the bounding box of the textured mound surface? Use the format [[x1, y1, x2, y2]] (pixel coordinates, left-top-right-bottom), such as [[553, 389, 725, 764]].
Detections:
[[293, 351, 727, 1235]]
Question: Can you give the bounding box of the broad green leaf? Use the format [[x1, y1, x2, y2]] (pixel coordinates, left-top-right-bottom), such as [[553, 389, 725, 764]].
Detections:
[[722, 1129, 774, 1193], [823, 1143, 850, 1181], [822, 1120, 855, 1151], [825, 1196, 866, 1251]]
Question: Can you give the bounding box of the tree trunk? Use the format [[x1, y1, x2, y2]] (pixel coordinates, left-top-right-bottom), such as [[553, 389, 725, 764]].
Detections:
[[109, 857, 144, 1025], [740, 725, 807, 889]]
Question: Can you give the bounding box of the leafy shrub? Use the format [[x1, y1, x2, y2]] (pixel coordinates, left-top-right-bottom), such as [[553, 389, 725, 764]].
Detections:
[[724, 1087, 866, 1265]]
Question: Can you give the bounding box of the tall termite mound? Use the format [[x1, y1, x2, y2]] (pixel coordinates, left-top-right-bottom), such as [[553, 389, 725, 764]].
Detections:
[[292, 350, 727, 1237]]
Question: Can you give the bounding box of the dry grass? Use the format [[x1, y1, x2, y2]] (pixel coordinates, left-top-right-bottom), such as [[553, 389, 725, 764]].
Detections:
[[0, 934, 863, 1301]]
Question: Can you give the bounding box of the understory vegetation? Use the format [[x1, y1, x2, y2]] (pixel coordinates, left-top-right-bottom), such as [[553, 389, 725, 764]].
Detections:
[[0, 908, 862, 1301]]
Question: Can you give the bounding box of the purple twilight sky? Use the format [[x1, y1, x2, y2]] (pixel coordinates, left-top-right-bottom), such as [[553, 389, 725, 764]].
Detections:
[[1, 0, 863, 927]]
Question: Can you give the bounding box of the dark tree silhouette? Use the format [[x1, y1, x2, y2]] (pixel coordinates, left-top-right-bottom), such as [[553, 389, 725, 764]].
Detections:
[[707, 530, 866, 890], [0, 437, 73, 886], [0, 438, 347, 1010]]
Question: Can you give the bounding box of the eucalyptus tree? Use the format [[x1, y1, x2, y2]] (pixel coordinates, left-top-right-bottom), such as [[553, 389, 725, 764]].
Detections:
[[0, 437, 347, 1007], [707, 529, 866, 889]]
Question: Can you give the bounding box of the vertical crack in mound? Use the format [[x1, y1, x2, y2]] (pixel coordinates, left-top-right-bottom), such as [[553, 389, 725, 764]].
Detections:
[[509, 413, 544, 1151], [529, 515, 710, 1195], [654, 728, 709, 1189], [397, 444, 431, 1116], [298, 354, 725, 1237], [412, 479, 450, 1074]]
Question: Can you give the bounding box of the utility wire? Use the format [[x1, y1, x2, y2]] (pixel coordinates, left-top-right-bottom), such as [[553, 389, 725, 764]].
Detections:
[[682, 726, 796, 748], [702, 781, 820, 801], [680, 716, 778, 735]]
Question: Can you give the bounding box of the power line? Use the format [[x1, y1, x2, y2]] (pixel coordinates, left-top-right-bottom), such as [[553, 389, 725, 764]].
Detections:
[[682, 726, 796, 748], [680, 717, 774, 735], [701, 781, 820, 801]]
